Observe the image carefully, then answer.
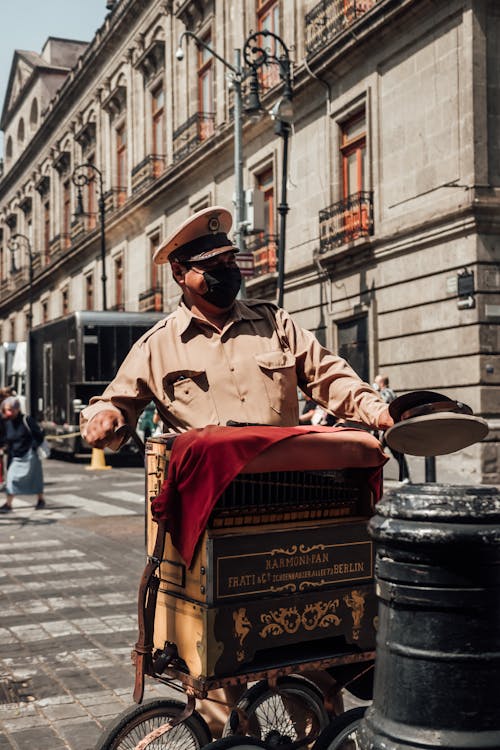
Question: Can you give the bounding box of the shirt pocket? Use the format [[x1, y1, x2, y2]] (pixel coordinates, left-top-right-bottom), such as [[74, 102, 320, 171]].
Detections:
[[162, 370, 219, 426], [255, 351, 298, 415]]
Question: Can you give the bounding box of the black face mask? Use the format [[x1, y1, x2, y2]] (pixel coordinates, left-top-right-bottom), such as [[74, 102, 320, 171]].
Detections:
[[201, 265, 241, 308]]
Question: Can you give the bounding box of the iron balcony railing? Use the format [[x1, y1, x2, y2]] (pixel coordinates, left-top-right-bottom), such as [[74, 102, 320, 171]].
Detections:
[[246, 233, 278, 277], [173, 112, 215, 163], [319, 191, 374, 252], [305, 0, 378, 56], [131, 154, 166, 193], [138, 285, 163, 312]]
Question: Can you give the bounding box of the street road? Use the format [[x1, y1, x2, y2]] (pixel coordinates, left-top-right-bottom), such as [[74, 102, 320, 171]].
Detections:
[[0, 454, 170, 750]]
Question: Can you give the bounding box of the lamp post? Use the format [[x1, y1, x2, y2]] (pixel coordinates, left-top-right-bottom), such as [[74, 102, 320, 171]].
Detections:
[[176, 32, 246, 258], [72, 162, 107, 310], [243, 29, 293, 309], [8, 232, 38, 330]]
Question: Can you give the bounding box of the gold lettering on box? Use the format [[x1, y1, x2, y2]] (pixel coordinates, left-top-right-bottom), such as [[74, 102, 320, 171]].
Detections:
[[217, 540, 372, 599]]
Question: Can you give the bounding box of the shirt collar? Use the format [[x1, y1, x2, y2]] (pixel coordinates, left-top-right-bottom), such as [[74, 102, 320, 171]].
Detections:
[[176, 297, 263, 336]]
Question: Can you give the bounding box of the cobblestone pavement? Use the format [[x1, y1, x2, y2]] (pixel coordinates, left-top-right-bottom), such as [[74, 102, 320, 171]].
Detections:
[[0, 457, 172, 750]]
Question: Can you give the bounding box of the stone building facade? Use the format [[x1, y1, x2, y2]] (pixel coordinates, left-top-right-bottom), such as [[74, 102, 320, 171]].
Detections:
[[0, 0, 498, 483]]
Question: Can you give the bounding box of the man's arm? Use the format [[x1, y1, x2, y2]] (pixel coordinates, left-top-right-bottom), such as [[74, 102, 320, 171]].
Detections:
[[277, 308, 393, 431], [80, 340, 154, 450]]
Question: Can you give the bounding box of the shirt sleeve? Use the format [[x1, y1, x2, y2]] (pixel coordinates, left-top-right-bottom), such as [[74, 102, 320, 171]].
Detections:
[[79, 339, 155, 445], [277, 307, 389, 430]]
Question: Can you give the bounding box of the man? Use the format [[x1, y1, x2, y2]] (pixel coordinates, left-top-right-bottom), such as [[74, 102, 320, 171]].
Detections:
[[81, 206, 393, 446]]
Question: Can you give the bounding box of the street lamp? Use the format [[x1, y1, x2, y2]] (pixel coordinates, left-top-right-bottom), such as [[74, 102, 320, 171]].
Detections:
[[176, 32, 246, 259], [8, 233, 38, 330], [243, 30, 293, 308], [72, 162, 107, 311]]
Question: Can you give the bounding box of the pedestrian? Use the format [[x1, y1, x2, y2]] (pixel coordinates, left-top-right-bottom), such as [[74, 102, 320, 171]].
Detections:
[[374, 374, 411, 483], [81, 206, 393, 448], [0, 396, 46, 513], [0, 386, 15, 490]]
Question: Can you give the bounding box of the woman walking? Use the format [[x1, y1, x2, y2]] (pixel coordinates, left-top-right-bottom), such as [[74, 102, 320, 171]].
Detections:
[[0, 396, 45, 513]]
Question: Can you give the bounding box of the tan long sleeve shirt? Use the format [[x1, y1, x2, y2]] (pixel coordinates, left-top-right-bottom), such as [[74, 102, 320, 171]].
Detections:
[[80, 298, 388, 444]]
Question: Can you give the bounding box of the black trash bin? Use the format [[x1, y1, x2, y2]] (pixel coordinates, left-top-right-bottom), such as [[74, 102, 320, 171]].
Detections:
[[361, 483, 500, 750]]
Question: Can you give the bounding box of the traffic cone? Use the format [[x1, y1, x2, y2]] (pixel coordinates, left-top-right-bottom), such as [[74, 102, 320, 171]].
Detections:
[[86, 447, 112, 471]]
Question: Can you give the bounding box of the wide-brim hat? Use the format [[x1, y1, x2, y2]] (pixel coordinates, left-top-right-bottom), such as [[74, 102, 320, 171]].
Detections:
[[385, 390, 489, 456], [154, 206, 238, 265]]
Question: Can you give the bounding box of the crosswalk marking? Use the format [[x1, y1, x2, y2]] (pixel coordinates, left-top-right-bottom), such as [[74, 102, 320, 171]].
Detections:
[[100, 489, 144, 504], [45, 492, 136, 516]]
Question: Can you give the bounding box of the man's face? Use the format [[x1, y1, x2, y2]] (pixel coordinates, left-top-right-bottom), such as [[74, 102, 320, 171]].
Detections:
[[171, 249, 239, 312]]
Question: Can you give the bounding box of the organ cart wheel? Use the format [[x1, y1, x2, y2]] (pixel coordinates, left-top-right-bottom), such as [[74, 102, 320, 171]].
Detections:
[[94, 698, 211, 750], [312, 707, 367, 749], [203, 738, 268, 749], [222, 676, 329, 747]]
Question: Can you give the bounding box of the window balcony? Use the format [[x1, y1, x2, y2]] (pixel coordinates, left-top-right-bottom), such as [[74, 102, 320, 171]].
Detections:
[[49, 234, 71, 261], [138, 285, 163, 312], [305, 0, 378, 56], [173, 112, 215, 163], [104, 187, 127, 213], [246, 234, 278, 277], [319, 191, 373, 253], [131, 154, 166, 194]]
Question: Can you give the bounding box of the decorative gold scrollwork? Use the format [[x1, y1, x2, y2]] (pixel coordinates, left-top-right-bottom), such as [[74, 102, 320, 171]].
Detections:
[[344, 589, 366, 640], [259, 600, 341, 638]]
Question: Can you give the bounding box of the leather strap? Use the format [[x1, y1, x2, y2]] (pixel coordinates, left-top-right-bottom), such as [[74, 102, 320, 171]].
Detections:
[[133, 519, 167, 704], [400, 400, 472, 422]]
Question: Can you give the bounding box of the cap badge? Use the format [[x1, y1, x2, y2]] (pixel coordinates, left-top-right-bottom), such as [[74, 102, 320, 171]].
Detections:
[[207, 216, 220, 233]]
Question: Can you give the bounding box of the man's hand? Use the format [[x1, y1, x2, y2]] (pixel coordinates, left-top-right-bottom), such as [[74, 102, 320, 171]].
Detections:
[[84, 409, 127, 449], [378, 406, 394, 432]]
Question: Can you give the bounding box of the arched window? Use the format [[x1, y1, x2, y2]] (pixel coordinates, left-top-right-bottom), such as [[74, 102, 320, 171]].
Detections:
[[30, 98, 38, 129], [17, 118, 25, 144], [6, 136, 13, 159]]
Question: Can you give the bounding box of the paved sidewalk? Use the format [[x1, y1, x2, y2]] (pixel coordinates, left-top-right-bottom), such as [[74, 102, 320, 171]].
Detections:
[[0, 461, 170, 750]]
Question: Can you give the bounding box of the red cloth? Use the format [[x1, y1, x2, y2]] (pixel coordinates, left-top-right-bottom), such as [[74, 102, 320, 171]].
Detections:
[[151, 425, 387, 567]]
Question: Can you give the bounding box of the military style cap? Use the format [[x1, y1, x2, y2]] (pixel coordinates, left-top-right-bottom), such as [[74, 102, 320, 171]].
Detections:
[[154, 206, 238, 265], [385, 390, 489, 457]]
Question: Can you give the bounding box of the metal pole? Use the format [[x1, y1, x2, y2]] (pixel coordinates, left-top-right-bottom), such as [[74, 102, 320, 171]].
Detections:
[[233, 49, 246, 298], [277, 123, 290, 309], [98, 183, 107, 311], [28, 250, 33, 330], [425, 455, 436, 482]]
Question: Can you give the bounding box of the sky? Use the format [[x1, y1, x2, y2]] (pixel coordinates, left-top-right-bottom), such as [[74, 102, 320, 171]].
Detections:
[[0, 0, 109, 148]]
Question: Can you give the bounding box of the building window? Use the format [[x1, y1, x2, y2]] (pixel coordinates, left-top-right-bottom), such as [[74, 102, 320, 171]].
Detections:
[[249, 167, 277, 276], [6, 137, 13, 160], [30, 98, 38, 130], [341, 111, 366, 199], [114, 255, 124, 310], [337, 315, 369, 383], [150, 234, 160, 290], [61, 287, 69, 316], [62, 181, 71, 248], [17, 118, 25, 145], [257, 0, 280, 89], [43, 200, 50, 263], [339, 110, 369, 239], [9, 319, 15, 341], [152, 86, 165, 161], [116, 123, 127, 205], [197, 31, 215, 141], [42, 300, 49, 323], [85, 273, 94, 310]]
